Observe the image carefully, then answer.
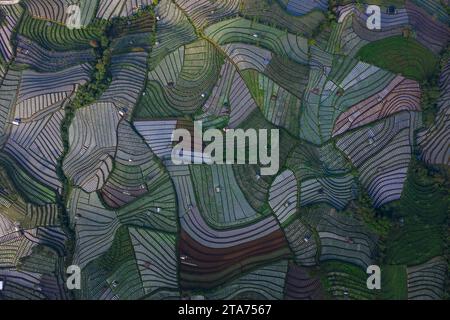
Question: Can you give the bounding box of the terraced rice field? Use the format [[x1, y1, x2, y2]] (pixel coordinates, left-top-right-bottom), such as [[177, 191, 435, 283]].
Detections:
[[97, 0, 153, 20], [356, 36, 439, 81], [0, 0, 448, 302], [18, 11, 105, 51], [144, 39, 224, 115], [241, 0, 326, 37], [336, 111, 421, 207], [407, 257, 447, 300], [284, 263, 324, 300], [418, 58, 450, 166], [205, 17, 309, 65], [179, 207, 291, 289], [63, 102, 120, 192], [385, 224, 444, 266], [205, 260, 288, 300], [23, 0, 98, 26], [319, 261, 377, 300], [190, 164, 260, 227]]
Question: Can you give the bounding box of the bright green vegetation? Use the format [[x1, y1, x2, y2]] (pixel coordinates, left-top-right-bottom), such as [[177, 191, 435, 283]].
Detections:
[[384, 224, 444, 266], [97, 226, 135, 275], [381, 265, 408, 300], [0, 169, 58, 229], [242, 70, 265, 107], [70, 49, 112, 109], [18, 12, 106, 51], [319, 261, 378, 300], [381, 161, 448, 266], [117, 178, 178, 233], [205, 17, 309, 65], [346, 191, 393, 238], [79, 226, 144, 300], [398, 163, 448, 225], [356, 36, 439, 81], [264, 54, 310, 99], [238, 108, 298, 166], [0, 153, 56, 205], [136, 39, 224, 118], [134, 81, 183, 118], [242, 69, 301, 136]]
